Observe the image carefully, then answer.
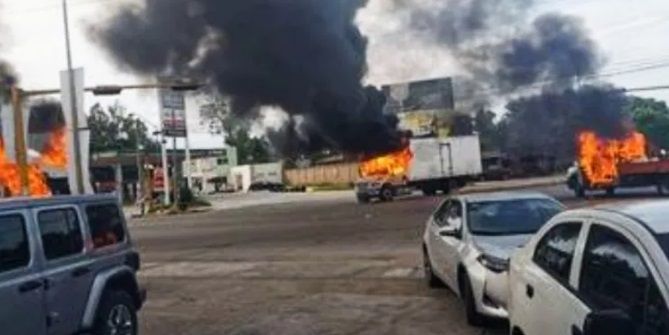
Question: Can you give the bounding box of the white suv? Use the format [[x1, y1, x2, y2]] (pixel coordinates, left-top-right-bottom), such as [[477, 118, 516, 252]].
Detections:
[[508, 201, 669, 335], [422, 192, 563, 326]]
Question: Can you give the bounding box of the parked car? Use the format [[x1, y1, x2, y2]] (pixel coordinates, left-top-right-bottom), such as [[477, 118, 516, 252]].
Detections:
[[0, 194, 145, 335], [508, 201, 669, 335], [422, 192, 564, 326]]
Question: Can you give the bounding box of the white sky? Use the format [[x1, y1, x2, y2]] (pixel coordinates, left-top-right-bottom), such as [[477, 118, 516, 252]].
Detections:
[[3, 0, 669, 148]]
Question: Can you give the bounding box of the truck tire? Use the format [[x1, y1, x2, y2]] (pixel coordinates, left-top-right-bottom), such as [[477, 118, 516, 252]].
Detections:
[[606, 187, 615, 196], [356, 194, 370, 204], [380, 186, 394, 202], [422, 186, 437, 196], [658, 182, 669, 196]]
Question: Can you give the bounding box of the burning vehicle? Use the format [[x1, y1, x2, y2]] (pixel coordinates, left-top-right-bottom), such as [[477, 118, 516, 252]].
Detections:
[[567, 130, 669, 197], [355, 135, 483, 203]]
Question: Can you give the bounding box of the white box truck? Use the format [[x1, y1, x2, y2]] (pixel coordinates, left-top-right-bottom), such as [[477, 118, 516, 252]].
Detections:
[[355, 135, 483, 203]]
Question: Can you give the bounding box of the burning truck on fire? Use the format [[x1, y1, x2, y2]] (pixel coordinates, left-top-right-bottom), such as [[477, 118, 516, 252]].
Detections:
[[567, 130, 669, 197], [355, 78, 484, 203]]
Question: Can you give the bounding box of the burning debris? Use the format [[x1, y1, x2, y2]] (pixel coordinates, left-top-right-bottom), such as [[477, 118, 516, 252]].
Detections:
[[90, 0, 402, 155], [0, 100, 68, 197]]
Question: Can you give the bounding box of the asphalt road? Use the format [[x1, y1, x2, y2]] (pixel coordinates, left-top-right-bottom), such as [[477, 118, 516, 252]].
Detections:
[[130, 184, 665, 335]]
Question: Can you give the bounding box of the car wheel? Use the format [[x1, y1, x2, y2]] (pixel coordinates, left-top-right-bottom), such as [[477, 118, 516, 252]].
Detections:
[[423, 248, 442, 288], [92, 290, 138, 335], [461, 275, 486, 327], [380, 187, 394, 202]]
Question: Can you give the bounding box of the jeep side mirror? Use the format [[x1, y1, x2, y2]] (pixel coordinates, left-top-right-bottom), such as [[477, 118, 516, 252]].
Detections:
[[583, 310, 634, 335]]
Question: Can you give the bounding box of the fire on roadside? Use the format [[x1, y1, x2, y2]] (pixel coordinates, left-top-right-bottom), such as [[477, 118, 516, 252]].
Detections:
[[577, 130, 647, 187], [360, 146, 413, 179], [0, 126, 69, 197], [40, 127, 68, 169]]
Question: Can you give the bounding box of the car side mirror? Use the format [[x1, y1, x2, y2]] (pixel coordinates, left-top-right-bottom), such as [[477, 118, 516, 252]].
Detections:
[[583, 310, 634, 335]]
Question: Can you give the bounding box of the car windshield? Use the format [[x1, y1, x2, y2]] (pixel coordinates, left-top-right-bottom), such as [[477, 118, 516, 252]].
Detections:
[[467, 199, 564, 236]]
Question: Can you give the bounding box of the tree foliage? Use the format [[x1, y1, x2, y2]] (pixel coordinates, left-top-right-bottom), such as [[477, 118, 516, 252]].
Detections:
[[88, 103, 159, 154], [625, 96, 669, 149], [199, 96, 271, 165]]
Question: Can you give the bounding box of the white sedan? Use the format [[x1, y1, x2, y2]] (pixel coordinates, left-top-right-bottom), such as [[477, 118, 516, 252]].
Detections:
[[422, 192, 564, 326], [508, 201, 669, 335]]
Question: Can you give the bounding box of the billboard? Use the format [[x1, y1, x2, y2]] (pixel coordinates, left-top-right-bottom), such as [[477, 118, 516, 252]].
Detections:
[[159, 90, 188, 137], [383, 78, 455, 138]]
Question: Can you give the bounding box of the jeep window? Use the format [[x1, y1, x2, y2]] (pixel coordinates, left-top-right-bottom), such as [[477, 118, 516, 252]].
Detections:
[[38, 208, 84, 261], [579, 225, 667, 334], [532, 223, 582, 283], [0, 215, 30, 273], [86, 204, 126, 248]]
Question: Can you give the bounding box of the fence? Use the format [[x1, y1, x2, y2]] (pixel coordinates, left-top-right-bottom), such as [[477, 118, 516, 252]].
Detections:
[[284, 162, 360, 186]]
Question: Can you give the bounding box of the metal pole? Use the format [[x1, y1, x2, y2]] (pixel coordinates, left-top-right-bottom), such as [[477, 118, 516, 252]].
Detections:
[[161, 133, 171, 206], [11, 88, 29, 196], [135, 119, 143, 203], [170, 109, 180, 207], [62, 0, 84, 195], [184, 122, 193, 190]]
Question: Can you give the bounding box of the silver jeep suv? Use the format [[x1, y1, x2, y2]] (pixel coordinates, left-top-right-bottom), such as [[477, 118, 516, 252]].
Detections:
[[0, 194, 145, 335]]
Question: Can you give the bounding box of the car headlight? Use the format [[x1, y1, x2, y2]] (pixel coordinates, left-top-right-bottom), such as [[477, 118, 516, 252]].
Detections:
[[477, 254, 509, 273]]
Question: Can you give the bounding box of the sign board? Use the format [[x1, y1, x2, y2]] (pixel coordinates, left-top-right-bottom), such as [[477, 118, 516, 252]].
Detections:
[[382, 78, 455, 138], [60, 68, 94, 195], [159, 90, 187, 137]]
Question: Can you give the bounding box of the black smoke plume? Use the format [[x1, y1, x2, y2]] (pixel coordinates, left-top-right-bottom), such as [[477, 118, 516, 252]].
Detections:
[[503, 85, 629, 160], [29, 100, 65, 134], [404, 0, 603, 95], [90, 0, 401, 155]]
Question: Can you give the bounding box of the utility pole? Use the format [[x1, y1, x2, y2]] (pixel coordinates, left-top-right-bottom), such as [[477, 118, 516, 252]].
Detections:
[[171, 109, 180, 207], [160, 131, 171, 206], [11, 88, 29, 196], [62, 0, 84, 194], [134, 118, 144, 204]]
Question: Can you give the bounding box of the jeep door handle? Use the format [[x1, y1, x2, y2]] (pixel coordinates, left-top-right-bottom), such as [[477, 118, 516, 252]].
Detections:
[[526, 284, 534, 299], [18, 280, 43, 293], [72, 266, 91, 278]]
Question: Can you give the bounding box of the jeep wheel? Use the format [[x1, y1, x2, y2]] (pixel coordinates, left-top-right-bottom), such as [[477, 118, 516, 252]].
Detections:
[[93, 290, 138, 335]]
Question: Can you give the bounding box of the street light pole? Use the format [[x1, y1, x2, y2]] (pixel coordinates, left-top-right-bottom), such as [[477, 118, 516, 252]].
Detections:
[[62, 0, 85, 194]]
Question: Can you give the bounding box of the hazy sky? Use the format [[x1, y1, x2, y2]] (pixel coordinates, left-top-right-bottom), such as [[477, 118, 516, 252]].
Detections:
[[3, 0, 669, 148]]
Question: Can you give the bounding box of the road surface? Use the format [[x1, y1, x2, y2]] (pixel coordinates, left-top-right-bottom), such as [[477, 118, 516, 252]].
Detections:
[[130, 184, 664, 335]]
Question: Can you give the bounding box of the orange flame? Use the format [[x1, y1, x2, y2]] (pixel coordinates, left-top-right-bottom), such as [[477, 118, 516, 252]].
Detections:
[[0, 139, 51, 197], [360, 147, 413, 179], [40, 127, 68, 169], [578, 130, 647, 186]]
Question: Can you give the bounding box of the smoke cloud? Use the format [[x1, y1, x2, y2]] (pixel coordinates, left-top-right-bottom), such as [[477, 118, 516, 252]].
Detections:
[[90, 0, 401, 155], [503, 85, 629, 160], [29, 100, 65, 134]]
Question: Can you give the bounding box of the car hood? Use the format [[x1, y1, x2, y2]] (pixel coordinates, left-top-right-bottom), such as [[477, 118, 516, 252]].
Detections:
[[470, 234, 533, 259]]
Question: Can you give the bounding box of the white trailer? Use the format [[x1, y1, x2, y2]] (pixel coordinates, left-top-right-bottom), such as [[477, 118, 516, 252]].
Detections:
[[355, 135, 483, 203], [230, 162, 283, 192]]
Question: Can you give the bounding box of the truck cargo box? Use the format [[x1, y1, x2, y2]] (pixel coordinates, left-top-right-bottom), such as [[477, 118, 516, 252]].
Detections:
[[408, 136, 482, 182]]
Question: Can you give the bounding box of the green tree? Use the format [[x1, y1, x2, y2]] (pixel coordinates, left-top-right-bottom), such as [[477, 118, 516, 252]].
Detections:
[[474, 109, 504, 152], [88, 103, 159, 154], [199, 96, 271, 165], [625, 96, 669, 149]]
